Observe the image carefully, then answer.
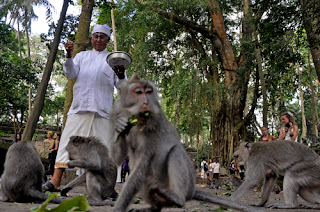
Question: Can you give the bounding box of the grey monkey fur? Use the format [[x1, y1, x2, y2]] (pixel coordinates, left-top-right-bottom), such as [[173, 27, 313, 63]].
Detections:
[[110, 74, 260, 212], [232, 140, 320, 209], [1, 141, 62, 204], [61, 136, 117, 205]]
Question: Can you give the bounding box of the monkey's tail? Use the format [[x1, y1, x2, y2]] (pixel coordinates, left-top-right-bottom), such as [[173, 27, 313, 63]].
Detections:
[[193, 190, 263, 212], [88, 200, 115, 206], [27, 189, 63, 204]]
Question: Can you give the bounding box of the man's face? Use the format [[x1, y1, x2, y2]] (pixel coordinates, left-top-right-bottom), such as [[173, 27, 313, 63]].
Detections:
[[91, 33, 109, 52]]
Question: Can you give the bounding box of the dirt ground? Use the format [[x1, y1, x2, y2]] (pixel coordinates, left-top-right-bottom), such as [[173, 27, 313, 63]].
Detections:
[[0, 178, 315, 212]]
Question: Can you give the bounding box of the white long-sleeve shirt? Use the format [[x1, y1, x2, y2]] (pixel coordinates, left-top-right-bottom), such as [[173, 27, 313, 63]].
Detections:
[[63, 49, 125, 119]]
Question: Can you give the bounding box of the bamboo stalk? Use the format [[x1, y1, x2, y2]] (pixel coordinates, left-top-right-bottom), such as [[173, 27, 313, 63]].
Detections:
[[110, 0, 117, 51]]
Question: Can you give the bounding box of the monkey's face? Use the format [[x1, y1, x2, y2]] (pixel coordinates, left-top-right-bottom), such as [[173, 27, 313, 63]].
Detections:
[[67, 136, 82, 160], [122, 81, 161, 117], [232, 142, 250, 165]]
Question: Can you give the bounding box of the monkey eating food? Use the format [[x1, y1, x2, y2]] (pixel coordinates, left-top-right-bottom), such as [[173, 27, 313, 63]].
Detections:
[[0, 141, 62, 204], [232, 140, 320, 209], [60, 136, 117, 205], [110, 74, 259, 212]]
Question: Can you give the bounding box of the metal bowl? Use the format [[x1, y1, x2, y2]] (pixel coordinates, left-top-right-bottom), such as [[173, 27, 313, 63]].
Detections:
[[106, 51, 132, 69]]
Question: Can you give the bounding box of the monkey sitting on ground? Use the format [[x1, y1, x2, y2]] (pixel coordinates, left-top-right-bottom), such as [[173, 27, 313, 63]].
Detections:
[[231, 140, 320, 209], [0, 141, 62, 204], [60, 136, 117, 205], [109, 74, 260, 212]]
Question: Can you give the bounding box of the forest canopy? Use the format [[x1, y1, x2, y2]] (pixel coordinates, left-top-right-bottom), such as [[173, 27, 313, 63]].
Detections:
[[1, 0, 320, 163]]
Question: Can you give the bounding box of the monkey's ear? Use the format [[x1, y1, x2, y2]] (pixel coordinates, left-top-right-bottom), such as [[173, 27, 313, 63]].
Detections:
[[130, 73, 140, 81], [244, 142, 252, 151]]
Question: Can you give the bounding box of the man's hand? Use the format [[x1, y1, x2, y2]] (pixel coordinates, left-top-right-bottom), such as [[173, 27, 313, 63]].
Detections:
[[65, 41, 74, 58], [113, 65, 126, 79]]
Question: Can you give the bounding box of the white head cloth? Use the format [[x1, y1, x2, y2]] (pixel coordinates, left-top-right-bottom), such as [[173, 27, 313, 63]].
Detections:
[[287, 111, 293, 117], [91, 24, 111, 37]]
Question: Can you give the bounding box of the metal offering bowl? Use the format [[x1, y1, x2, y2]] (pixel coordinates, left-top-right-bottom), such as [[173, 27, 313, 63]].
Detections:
[[106, 51, 132, 69]]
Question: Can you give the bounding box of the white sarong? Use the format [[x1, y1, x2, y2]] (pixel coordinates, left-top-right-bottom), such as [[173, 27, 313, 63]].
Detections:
[[55, 112, 112, 168]]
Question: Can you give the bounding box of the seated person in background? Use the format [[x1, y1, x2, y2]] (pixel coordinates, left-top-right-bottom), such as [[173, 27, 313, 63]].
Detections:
[[259, 126, 275, 142]]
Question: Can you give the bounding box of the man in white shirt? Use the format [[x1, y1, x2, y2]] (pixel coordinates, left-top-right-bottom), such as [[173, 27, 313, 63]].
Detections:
[[43, 24, 126, 192], [212, 158, 220, 184]]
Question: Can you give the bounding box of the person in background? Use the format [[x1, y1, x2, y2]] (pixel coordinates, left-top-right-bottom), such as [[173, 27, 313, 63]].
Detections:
[[200, 157, 208, 187], [279, 112, 299, 142], [212, 158, 220, 185], [42, 24, 126, 192], [43, 131, 54, 144], [121, 158, 130, 183], [12, 133, 21, 143], [208, 159, 214, 182], [259, 126, 275, 142], [48, 132, 60, 179], [229, 159, 237, 175]]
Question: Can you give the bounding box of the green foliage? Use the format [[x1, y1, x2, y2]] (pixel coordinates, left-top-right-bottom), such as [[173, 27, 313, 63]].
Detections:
[[0, 21, 19, 52], [0, 22, 39, 122], [30, 194, 90, 212], [41, 94, 65, 126], [42, 14, 80, 44]]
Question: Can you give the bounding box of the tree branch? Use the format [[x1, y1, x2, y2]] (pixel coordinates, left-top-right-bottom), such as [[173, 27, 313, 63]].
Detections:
[[135, 0, 217, 40]]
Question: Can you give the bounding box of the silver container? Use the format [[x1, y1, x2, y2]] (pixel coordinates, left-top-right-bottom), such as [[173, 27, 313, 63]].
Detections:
[[106, 51, 132, 69]]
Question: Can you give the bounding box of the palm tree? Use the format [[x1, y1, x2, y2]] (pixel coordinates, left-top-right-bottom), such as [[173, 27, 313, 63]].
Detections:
[[0, 0, 54, 115], [22, 0, 70, 141]]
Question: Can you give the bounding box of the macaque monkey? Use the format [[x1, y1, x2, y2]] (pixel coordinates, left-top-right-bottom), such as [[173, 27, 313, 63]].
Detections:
[[0, 141, 62, 204], [60, 136, 117, 205], [232, 140, 320, 209], [110, 74, 259, 212]]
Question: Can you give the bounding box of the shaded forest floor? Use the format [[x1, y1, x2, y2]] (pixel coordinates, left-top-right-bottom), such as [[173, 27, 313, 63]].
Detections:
[[0, 180, 314, 212]]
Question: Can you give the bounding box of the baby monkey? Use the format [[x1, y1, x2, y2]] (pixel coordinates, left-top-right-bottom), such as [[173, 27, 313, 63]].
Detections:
[[61, 136, 117, 205], [110, 74, 259, 212]]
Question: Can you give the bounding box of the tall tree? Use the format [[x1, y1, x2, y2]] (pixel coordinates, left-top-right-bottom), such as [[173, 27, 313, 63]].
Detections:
[[22, 0, 70, 141], [1, 0, 54, 117], [308, 50, 318, 136], [300, 0, 320, 82], [298, 68, 307, 139], [62, 0, 95, 128], [126, 0, 257, 161]]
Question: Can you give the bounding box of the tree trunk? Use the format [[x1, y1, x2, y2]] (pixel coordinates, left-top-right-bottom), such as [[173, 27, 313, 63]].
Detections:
[[25, 13, 32, 117], [135, 0, 253, 164], [301, 0, 320, 82], [22, 0, 69, 141], [17, 15, 22, 58], [309, 50, 318, 136], [62, 0, 95, 129], [298, 68, 307, 140], [255, 39, 267, 126]]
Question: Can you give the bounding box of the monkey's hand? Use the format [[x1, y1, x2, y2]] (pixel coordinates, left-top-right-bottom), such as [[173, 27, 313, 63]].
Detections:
[[67, 161, 76, 168], [115, 116, 139, 143], [115, 116, 130, 133]]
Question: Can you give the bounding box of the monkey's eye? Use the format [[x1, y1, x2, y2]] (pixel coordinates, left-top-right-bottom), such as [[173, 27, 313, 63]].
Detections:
[[145, 87, 153, 94], [134, 87, 143, 95]]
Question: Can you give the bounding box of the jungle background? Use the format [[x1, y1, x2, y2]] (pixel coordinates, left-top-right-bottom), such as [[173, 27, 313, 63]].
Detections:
[[1, 0, 320, 167]]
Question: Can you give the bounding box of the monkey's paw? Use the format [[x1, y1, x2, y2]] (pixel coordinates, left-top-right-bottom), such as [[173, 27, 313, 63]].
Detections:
[[60, 187, 72, 196], [115, 116, 130, 132], [67, 162, 75, 168]]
